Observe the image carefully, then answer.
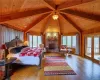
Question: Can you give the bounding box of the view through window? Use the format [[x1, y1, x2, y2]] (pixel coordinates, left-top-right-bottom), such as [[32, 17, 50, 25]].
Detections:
[[94, 37, 100, 60], [29, 35, 42, 47], [62, 36, 76, 48], [86, 37, 92, 57]]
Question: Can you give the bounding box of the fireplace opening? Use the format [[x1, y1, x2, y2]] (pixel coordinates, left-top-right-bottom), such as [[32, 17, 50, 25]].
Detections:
[[49, 43, 55, 49]]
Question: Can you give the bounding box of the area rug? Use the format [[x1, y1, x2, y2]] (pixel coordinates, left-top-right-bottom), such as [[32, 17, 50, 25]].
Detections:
[[44, 56, 76, 76]]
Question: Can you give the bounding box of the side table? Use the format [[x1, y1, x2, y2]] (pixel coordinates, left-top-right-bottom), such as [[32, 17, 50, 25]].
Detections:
[[0, 57, 17, 80]]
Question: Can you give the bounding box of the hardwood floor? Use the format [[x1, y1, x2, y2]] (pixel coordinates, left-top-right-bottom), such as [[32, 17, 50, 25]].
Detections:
[[11, 53, 100, 80]]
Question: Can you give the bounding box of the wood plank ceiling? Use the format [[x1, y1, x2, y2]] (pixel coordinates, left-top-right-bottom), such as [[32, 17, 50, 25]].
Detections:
[[0, 0, 100, 35]]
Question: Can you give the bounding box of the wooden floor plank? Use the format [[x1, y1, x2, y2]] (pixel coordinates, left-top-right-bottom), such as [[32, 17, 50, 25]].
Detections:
[[11, 53, 100, 80]]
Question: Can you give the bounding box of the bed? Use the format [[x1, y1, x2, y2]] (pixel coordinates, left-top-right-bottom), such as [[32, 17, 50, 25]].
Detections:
[[5, 37, 44, 69]]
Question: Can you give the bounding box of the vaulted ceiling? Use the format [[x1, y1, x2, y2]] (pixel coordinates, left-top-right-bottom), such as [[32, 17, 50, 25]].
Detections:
[[0, 0, 100, 35]]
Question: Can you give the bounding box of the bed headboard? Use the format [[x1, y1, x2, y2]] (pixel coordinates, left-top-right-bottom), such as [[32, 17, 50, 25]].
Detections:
[[5, 36, 23, 49]]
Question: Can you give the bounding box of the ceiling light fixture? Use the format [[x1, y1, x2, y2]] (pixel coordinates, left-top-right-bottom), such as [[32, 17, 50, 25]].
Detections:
[[52, 12, 58, 20]]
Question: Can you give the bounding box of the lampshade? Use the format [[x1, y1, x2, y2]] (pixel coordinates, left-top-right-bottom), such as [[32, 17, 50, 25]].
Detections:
[[24, 41, 28, 46], [52, 14, 58, 20]]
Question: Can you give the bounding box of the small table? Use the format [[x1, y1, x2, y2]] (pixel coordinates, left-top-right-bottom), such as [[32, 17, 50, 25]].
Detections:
[[0, 57, 17, 80]]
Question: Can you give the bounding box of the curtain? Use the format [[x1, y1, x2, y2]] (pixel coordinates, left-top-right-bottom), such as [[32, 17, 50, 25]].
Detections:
[[0, 25, 24, 45]]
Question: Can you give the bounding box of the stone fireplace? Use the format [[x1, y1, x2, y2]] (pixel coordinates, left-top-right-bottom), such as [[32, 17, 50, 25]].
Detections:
[[45, 32, 59, 52]]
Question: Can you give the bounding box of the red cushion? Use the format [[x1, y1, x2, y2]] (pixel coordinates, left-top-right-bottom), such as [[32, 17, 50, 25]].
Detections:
[[61, 45, 66, 49]]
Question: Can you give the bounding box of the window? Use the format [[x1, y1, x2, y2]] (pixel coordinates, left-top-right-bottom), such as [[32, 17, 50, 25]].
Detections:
[[94, 37, 99, 54], [67, 36, 71, 47], [61, 35, 76, 48], [85, 36, 100, 60], [94, 37, 100, 60], [62, 36, 67, 45], [87, 37, 92, 54], [38, 36, 42, 47], [29, 35, 42, 47], [85, 37, 92, 57], [33, 36, 37, 47], [72, 36, 76, 47], [29, 35, 32, 47]]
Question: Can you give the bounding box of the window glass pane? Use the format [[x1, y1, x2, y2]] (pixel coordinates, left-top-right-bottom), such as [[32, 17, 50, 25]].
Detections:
[[33, 36, 37, 47], [29, 35, 32, 47], [94, 37, 99, 53], [67, 36, 71, 47], [87, 37, 92, 48], [86, 37, 92, 57], [94, 37, 100, 60], [38, 36, 42, 47], [62, 36, 66, 45], [72, 36, 76, 48]]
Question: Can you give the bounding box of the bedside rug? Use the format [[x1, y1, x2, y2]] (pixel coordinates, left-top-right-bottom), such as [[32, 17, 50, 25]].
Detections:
[[44, 56, 76, 76]]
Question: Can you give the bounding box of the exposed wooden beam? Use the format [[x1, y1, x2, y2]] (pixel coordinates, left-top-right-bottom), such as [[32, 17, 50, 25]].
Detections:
[[83, 26, 100, 34], [24, 13, 50, 32], [61, 9, 100, 21], [0, 8, 52, 22], [60, 13, 82, 33], [79, 32, 82, 56], [44, 0, 56, 10], [58, 0, 94, 10], [24, 32, 28, 41]]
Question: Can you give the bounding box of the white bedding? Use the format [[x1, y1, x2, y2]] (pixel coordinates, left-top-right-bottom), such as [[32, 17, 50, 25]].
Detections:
[[7, 53, 40, 65]]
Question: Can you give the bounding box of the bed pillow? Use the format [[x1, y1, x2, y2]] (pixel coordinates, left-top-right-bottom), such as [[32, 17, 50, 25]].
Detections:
[[60, 45, 66, 49], [10, 46, 28, 54], [9, 46, 22, 54]]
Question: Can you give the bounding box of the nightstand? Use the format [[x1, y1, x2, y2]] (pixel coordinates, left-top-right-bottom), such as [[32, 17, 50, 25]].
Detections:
[[0, 57, 17, 80]]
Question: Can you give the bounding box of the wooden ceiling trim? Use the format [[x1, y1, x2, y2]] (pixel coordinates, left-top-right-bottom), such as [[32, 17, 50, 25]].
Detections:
[[62, 32, 79, 36], [0, 8, 52, 22], [24, 13, 50, 32], [83, 26, 100, 34], [57, 0, 94, 10], [28, 31, 41, 35], [0, 23, 23, 31], [61, 9, 100, 21], [60, 13, 82, 33], [44, 0, 56, 10]]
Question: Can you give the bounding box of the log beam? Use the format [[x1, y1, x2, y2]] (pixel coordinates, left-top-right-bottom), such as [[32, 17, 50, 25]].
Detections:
[[0, 8, 52, 22], [58, 0, 94, 10], [61, 9, 100, 21]]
